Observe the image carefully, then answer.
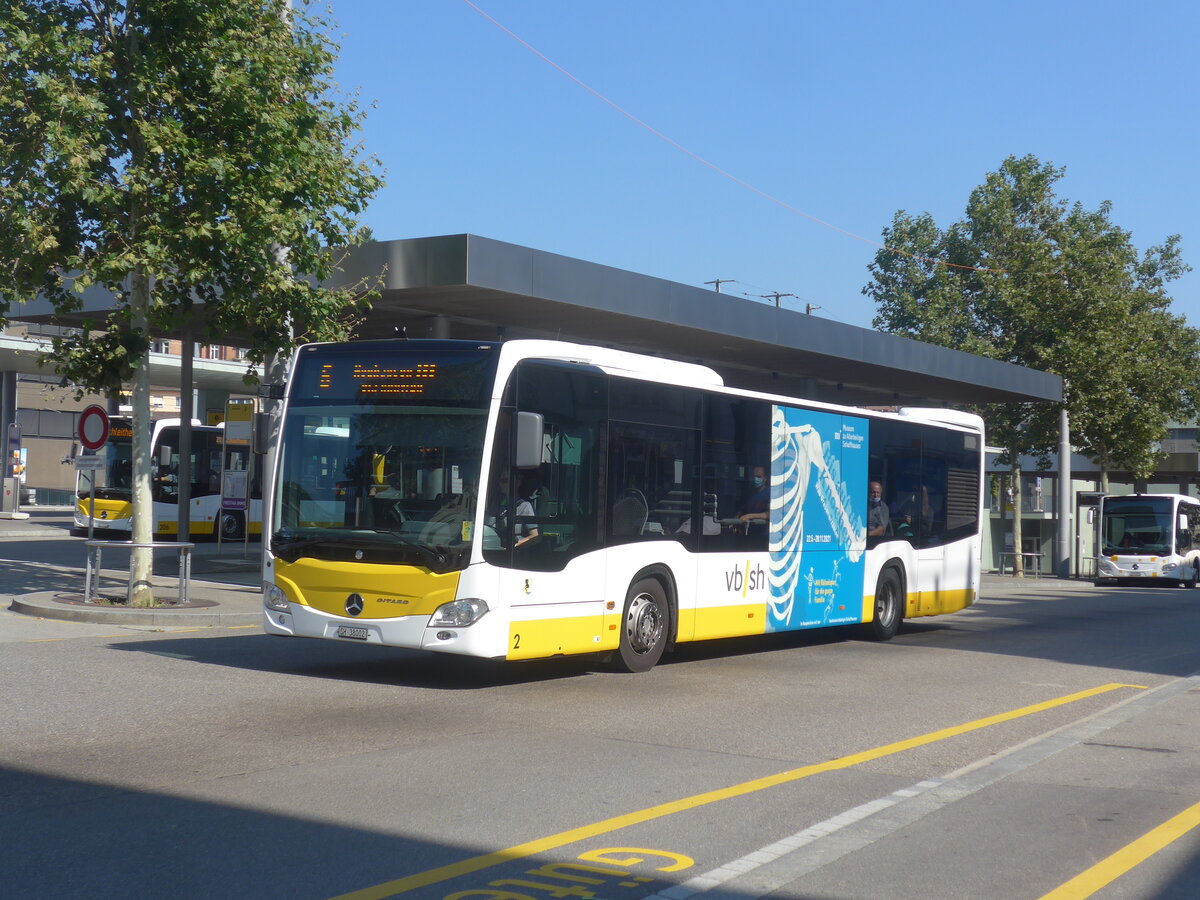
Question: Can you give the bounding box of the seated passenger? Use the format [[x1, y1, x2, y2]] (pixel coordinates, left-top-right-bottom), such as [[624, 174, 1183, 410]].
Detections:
[[491, 472, 539, 547], [738, 465, 770, 526], [868, 480, 891, 537], [896, 486, 932, 536]]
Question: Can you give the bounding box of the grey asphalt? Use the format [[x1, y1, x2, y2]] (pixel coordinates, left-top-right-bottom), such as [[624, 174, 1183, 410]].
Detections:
[[1, 507, 262, 626], [4, 507, 1098, 628]]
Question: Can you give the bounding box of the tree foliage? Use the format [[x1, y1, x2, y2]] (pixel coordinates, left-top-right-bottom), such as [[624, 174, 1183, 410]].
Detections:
[[865, 154, 1198, 484], [0, 0, 383, 604], [0, 0, 384, 390]]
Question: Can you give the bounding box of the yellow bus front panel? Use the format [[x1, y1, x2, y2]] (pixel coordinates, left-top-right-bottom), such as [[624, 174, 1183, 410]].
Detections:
[[274, 558, 460, 619]]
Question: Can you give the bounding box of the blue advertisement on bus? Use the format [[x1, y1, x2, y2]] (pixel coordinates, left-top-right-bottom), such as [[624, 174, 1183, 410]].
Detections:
[[767, 405, 868, 631]]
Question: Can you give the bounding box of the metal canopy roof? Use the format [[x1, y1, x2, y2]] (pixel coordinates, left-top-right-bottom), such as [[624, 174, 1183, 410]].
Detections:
[[0, 332, 253, 394], [6, 233, 1062, 407], [328, 235, 1062, 407]]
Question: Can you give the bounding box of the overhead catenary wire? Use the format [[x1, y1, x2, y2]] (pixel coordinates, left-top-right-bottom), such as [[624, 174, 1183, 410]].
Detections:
[[460, 0, 1015, 277]]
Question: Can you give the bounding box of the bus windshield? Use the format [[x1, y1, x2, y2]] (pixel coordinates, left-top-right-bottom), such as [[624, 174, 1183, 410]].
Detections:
[[272, 343, 499, 570], [78, 418, 134, 500], [1102, 496, 1174, 555]]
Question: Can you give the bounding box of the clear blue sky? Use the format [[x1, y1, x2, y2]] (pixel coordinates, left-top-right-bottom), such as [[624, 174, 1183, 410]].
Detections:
[[329, 0, 1198, 331]]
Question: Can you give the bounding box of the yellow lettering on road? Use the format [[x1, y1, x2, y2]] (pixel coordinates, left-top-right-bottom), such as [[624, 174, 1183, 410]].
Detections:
[[576, 848, 693, 872], [331, 683, 1143, 900]]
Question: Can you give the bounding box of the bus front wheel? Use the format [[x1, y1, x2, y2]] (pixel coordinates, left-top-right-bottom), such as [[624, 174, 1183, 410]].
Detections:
[[220, 511, 245, 541], [615, 578, 668, 673], [862, 568, 903, 641]]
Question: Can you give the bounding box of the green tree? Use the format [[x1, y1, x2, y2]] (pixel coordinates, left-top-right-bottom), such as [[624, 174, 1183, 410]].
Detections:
[[865, 155, 1197, 574], [0, 0, 383, 604]]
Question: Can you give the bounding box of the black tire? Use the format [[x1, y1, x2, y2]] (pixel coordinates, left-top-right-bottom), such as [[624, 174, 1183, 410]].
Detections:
[[615, 578, 669, 672], [220, 510, 245, 541], [1185, 562, 1198, 589], [861, 567, 903, 641]]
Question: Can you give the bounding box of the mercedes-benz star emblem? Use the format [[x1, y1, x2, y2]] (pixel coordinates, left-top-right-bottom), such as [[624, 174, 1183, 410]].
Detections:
[[345, 593, 365, 617]]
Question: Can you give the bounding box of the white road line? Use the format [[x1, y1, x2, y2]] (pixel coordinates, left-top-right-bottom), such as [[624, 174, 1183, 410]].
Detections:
[[649, 674, 1200, 900]]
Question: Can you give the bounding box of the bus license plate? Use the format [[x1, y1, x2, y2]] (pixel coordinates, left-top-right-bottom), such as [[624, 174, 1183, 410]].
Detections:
[[337, 626, 369, 640]]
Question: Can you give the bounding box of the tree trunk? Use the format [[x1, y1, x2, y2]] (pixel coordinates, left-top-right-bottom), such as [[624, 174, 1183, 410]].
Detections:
[[1010, 448, 1024, 578], [129, 267, 155, 606]]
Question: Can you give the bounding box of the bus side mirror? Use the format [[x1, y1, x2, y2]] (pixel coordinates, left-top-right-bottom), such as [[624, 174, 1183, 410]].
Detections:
[[514, 411, 544, 469], [1180, 513, 1189, 532], [254, 412, 272, 455]]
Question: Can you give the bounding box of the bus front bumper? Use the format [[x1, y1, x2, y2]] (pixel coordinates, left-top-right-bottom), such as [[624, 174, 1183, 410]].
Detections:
[[262, 600, 502, 657], [1096, 557, 1187, 582]]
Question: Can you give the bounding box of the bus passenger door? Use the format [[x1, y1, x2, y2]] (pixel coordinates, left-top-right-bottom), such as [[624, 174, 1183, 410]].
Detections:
[[488, 407, 610, 660]]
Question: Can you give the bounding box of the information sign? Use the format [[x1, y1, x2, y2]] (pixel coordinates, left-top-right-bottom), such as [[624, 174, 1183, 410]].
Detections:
[[221, 469, 248, 511]]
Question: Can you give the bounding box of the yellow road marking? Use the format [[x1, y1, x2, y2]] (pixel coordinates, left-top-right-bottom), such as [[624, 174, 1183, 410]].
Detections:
[[332, 682, 1142, 900], [1038, 797, 1200, 899]]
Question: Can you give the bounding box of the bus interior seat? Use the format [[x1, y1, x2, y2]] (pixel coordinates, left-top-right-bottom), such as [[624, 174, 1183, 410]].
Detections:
[[612, 489, 648, 536]]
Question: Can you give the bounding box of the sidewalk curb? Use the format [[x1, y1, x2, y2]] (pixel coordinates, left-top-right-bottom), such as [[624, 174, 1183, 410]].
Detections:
[[7, 591, 261, 627], [981, 575, 1099, 592]]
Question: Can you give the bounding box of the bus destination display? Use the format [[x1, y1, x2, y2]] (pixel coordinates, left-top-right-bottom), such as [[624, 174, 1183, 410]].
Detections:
[[291, 343, 499, 406], [319, 362, 438, 396]]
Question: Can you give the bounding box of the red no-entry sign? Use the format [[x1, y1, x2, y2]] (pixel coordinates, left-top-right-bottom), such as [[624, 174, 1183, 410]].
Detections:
[[78, 405, 110, 451]]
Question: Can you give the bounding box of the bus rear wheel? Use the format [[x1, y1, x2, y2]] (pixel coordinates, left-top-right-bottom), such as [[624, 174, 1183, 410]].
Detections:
[[615, 578, 668, 673], [861, 568, 902, 641]]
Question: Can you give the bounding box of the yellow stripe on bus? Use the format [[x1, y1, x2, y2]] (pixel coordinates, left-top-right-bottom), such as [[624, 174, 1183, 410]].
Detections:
[[688, 603, 767, 642], [508, 615, 613, 659], [887, 587, 976, 621]]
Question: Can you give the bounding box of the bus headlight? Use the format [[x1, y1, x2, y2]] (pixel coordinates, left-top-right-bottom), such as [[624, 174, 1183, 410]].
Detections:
[[263, 582, 290, 611], [430, 598, 489, 627]]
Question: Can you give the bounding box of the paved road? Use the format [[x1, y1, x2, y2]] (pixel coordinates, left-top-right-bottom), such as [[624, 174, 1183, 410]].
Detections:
[[2, 518, 1198, 899]]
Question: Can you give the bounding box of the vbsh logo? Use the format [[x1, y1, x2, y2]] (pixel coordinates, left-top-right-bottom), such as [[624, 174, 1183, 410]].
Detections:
[[725, 561, 766, 597]]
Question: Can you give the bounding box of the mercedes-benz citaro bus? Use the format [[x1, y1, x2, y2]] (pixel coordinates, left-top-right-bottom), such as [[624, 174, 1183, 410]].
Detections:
[[74, 416, 262, 539], [1095, 493, 1200, 586], [262, 339, 984, 671]]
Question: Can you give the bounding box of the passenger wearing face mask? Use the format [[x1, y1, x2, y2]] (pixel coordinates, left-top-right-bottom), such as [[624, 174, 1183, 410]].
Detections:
[[867, 479, 891, 538], [738, 465, 771, 525]]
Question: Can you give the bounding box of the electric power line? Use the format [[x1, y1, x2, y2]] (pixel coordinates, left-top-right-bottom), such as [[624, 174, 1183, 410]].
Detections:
[[460, 0, 1024, 277]]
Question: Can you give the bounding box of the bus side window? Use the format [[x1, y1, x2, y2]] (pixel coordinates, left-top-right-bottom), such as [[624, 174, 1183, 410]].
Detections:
[[699, 394, 769, 552], [607, 421, 698, 543], [485, 361, 607, 572]]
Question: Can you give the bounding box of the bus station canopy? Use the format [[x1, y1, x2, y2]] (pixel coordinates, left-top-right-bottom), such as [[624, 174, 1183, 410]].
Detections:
[[7, 233, 1062, 407], [327, 235, 1062, 408]]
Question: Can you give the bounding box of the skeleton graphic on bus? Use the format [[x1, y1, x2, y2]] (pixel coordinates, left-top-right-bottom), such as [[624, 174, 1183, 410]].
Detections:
[[767, 405, 868, 630]]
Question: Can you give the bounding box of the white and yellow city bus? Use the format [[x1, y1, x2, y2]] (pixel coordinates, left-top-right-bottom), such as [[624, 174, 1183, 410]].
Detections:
[[74, 416, 263, 539], [262, 339, 984, 671], [1095, 493, 1200, 586]]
